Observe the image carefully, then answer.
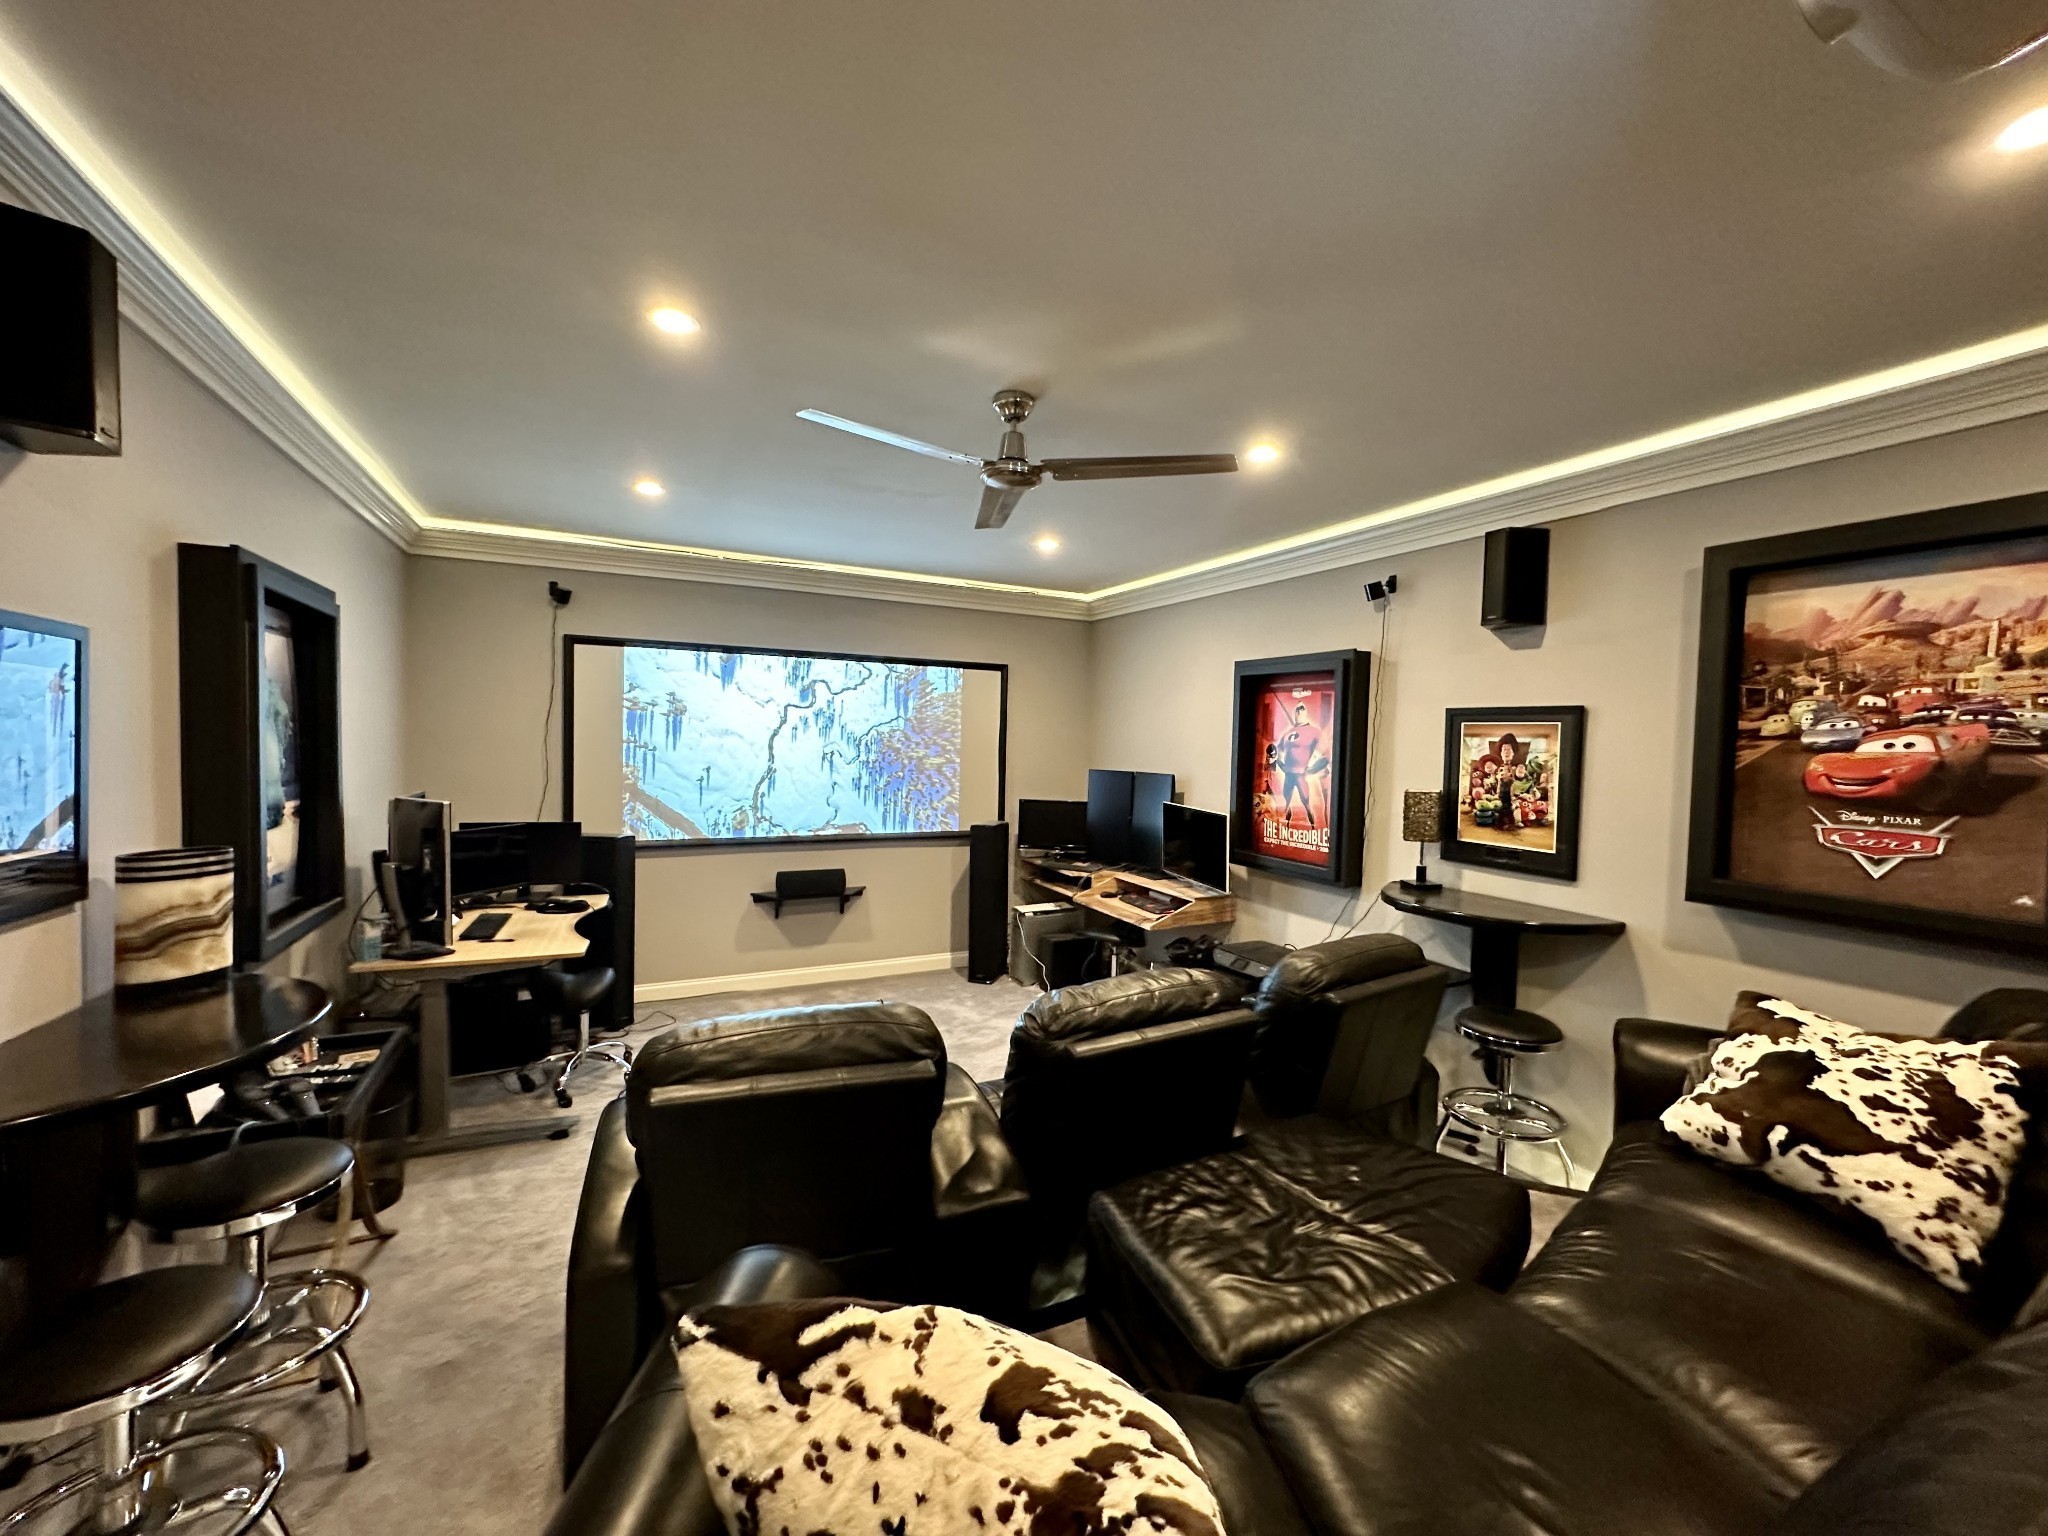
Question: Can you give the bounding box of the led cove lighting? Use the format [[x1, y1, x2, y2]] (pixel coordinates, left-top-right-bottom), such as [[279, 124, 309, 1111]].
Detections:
[[1245, 441, 1283, 466], [632, 478, 666, 498], [648, 306, 700, 336], [1996, 107, 2048, 153]]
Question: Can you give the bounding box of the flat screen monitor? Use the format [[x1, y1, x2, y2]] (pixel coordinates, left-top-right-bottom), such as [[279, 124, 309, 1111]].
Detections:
[[1162, 803, 1229, 891], [453, 820, 584, 897], [387, 795, 452, 945], [1016, 798, 1088, 852], [564, 638, 1006, 845], [1129, 771, 1176, 869]]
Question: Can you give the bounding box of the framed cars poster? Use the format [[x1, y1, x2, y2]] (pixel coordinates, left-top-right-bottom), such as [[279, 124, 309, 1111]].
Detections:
[[1440, 705, 1585, 881], [1229, 650, 1369, 886], [1687, 490, 2048, 954]]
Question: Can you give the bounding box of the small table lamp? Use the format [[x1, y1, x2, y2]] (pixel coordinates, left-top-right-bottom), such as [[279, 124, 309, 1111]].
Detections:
[[1400, 790, 1444, 892]]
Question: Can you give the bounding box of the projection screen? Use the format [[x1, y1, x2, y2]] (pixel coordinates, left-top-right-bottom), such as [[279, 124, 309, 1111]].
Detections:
[[564, 637, 1007, 846]]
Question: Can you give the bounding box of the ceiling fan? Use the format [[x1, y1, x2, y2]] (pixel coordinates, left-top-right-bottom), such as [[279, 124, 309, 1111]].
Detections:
[[796, 389, 1238, 530]]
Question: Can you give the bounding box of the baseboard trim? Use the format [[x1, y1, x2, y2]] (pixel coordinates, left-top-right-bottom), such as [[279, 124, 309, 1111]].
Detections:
[[634, 950, 968, 1003]]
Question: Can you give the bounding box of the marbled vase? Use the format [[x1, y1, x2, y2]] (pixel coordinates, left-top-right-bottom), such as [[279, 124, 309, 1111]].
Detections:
[[114, 846, 236, 993]]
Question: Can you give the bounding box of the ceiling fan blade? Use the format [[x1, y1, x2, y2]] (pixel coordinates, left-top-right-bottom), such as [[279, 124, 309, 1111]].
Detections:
[[976, 483, 1027, 530], [795, 409, 985, 467], [1038, 453, 1239, 482]]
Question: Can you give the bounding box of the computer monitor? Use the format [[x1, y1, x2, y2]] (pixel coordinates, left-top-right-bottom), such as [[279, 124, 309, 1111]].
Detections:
[[385, 795, 453, 950], [1161, 803, 1229, 892], [452, 820, 584, 899], [1129, 771, 1176, 869], [1086, 770, 1135, 864], [1016, 798, 1088, 853]]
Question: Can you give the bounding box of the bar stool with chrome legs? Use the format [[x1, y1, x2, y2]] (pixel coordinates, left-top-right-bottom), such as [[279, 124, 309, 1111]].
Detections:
[[133, 1137, 372, 1471], [1434, 1004, 1575, 1185], [529, 965, 626, 1109], [0, 1265, 290, 1533]]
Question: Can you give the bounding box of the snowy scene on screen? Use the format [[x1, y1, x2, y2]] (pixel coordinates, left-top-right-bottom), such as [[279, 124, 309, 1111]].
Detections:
[[620, 646, 965, 841], [0, 625, 79, 862]]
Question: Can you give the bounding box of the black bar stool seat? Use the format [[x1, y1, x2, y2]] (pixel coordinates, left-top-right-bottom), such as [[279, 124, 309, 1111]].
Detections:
[[0, 1267, 260, 1430], [0, 1266, 290, 1533], [137, 1139, 354, 1239], [1454, 1004, 1564, 1055]]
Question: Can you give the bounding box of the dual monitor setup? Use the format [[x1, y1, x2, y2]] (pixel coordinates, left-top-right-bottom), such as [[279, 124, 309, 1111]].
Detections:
[[1018, 769, 1230, 892], [373, 796, 592, 959]]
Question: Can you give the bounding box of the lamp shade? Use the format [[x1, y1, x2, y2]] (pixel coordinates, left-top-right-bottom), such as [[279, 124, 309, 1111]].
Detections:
[[1402, 790, 1444, 845], [114, 846, 235, 993]]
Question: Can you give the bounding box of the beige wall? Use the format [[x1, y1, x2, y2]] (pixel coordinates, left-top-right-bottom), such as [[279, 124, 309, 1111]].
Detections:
[[403, 558, 1093, 994], [1092, 411, 2048, 1173], [0, 326, 408, 1040]]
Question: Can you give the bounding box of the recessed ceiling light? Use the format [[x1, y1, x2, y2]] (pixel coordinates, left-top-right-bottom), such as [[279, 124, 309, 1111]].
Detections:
[[1033, 534, 1061, 555], [647, 306, 700, 336], [1245, 441, 1283, 467], [1996, 107, 2048, 153], [632, 477, 666, 498]]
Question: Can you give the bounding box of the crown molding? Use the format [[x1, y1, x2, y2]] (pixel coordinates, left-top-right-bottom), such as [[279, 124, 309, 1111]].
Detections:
[[1085, 335, 2048, 618], [410, 519, 1092, 619]]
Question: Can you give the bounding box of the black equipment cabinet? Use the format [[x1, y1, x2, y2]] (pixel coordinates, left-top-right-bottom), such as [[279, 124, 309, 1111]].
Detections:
[[177, 544, 347, 963]]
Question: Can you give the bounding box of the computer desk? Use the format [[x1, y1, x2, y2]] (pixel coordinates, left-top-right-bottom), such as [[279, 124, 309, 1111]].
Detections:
[[350, 895, 610, 1157]]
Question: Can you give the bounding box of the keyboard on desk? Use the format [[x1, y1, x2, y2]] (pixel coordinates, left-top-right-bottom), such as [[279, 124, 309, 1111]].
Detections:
[[460, 910, 513, 942]]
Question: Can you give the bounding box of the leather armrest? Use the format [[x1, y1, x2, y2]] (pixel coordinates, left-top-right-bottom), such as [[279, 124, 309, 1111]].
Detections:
[[563, 1098, 653, 1482], [1612, 1018, 1722, 1131], [932, 1063, 1030, 1220], [547, 1246, 839, 1536], [929, 1063, 1033, 1319]]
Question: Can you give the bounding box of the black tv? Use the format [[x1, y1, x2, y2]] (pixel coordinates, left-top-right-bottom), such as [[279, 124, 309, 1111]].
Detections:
[[1162, 804, 1229, 892], [1016, 798, 1088, 852]]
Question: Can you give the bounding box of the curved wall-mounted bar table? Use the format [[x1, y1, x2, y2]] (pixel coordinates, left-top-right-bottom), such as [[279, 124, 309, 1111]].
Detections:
[[0, 975, 330, 1325], [1379, 883, 1625, 1011]]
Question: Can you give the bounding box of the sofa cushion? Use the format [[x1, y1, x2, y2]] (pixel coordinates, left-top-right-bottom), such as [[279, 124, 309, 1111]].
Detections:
[[1013, 966, 1246, 1048], [631, 1002, 944, 1088], [1773, 1317, 2048, 1536], [1249, 934, 1426, 1014], [1154, 1394, 1313, 1536], [1087, 1118, 1529, 1397], [1512, 1193, 1988, 1495], [1245, 1284, 1783, 1536], [1662, 994, 2033, 1292], [674, 1298, 1223, 1536]]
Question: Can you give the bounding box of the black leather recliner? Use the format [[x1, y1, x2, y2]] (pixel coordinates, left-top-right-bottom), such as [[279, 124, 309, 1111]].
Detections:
[[561, 1001, 1028, 1478]]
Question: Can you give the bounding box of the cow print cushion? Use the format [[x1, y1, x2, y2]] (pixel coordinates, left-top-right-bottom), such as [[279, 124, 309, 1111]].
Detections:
[[674, 1297, 1222, 1536], [1661, 994, 2033, 1292]]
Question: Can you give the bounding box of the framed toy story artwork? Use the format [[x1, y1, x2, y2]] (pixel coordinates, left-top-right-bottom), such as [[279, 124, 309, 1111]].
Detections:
[[1440, 705, 1585, 881], [1229, 650, 1370, 887], [1687, 490, 2048, 954]]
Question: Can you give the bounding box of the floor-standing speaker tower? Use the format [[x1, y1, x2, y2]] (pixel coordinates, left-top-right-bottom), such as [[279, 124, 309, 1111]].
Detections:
[[968, 821, 1010, 983]]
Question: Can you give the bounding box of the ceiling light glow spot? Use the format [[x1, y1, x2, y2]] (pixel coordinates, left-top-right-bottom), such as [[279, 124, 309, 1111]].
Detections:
[[1996, 107, 2048, 153], [632, 477, 666, 499], [1033, 535, 1061, 555], [647, 306, 700, 336], [1245, 441, 1283, 467]]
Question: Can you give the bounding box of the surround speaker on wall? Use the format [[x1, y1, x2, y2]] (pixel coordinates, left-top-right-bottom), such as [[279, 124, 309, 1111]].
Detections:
[[1481, 527, 1550, 630], [967, 821, 1010, 984], [0, 203, 121, 455]]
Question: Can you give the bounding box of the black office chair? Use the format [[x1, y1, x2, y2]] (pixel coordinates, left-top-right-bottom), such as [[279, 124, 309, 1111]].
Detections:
[[532, 964, 628, 1108]]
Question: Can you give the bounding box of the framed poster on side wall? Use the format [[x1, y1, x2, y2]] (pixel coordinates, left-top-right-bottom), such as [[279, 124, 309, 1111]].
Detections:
[[1686, 489, 2048, 955], [1229, 650, 1369, 887], [1440, 705, 1586, 881]]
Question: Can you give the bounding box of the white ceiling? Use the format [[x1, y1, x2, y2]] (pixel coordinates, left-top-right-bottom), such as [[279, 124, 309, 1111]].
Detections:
[[6, 1, 2048, 593]]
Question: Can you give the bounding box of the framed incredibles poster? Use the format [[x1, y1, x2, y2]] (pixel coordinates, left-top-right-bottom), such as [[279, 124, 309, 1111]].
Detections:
[[1229, 650, 1369, 886], [1440, 706, 1586, 881], [1686, 489, 2048, 955]]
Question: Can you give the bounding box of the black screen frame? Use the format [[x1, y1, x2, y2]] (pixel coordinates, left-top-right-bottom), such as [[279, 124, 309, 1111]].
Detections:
[[561, 633, 1009, 853], [0, 607, 88, 927]]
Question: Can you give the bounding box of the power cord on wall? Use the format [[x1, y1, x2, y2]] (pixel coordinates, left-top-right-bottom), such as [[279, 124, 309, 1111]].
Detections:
[[1321, 580, 1397, 943], [536, 582, 572, 818]]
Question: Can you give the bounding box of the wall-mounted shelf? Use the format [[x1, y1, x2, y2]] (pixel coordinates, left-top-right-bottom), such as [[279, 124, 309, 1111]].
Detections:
[[751, 885, 865, 919]]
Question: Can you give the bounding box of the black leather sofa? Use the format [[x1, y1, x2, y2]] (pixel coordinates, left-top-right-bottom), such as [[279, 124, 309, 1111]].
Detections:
[[553, 1009, 2048, 1536]]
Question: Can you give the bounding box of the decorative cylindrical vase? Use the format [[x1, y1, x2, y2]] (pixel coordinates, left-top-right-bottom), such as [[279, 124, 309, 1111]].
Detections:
[[114, 846, 236, 994]]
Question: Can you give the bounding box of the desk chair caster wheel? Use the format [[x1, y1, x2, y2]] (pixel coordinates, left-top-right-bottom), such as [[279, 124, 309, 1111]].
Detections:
[[555, 1088, 573, 1108], [517, 1071, 538, 1094], [549, 1127, 573, 1141]]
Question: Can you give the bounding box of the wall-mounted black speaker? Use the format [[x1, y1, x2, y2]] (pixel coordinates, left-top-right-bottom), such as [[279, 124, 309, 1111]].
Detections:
[[967, 821, 1010, 984], [1481, 526, 1549, 629], [0, 203, 121, 455]]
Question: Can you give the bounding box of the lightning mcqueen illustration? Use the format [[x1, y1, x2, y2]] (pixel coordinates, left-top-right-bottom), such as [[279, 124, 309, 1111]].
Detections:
[[1803, 724, 1990, 814]]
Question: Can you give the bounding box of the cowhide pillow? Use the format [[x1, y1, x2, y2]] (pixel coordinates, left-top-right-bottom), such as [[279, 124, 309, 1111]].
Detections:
[[674, 1297, 1222, 1536], [1661, 994, 2032, 1292]]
